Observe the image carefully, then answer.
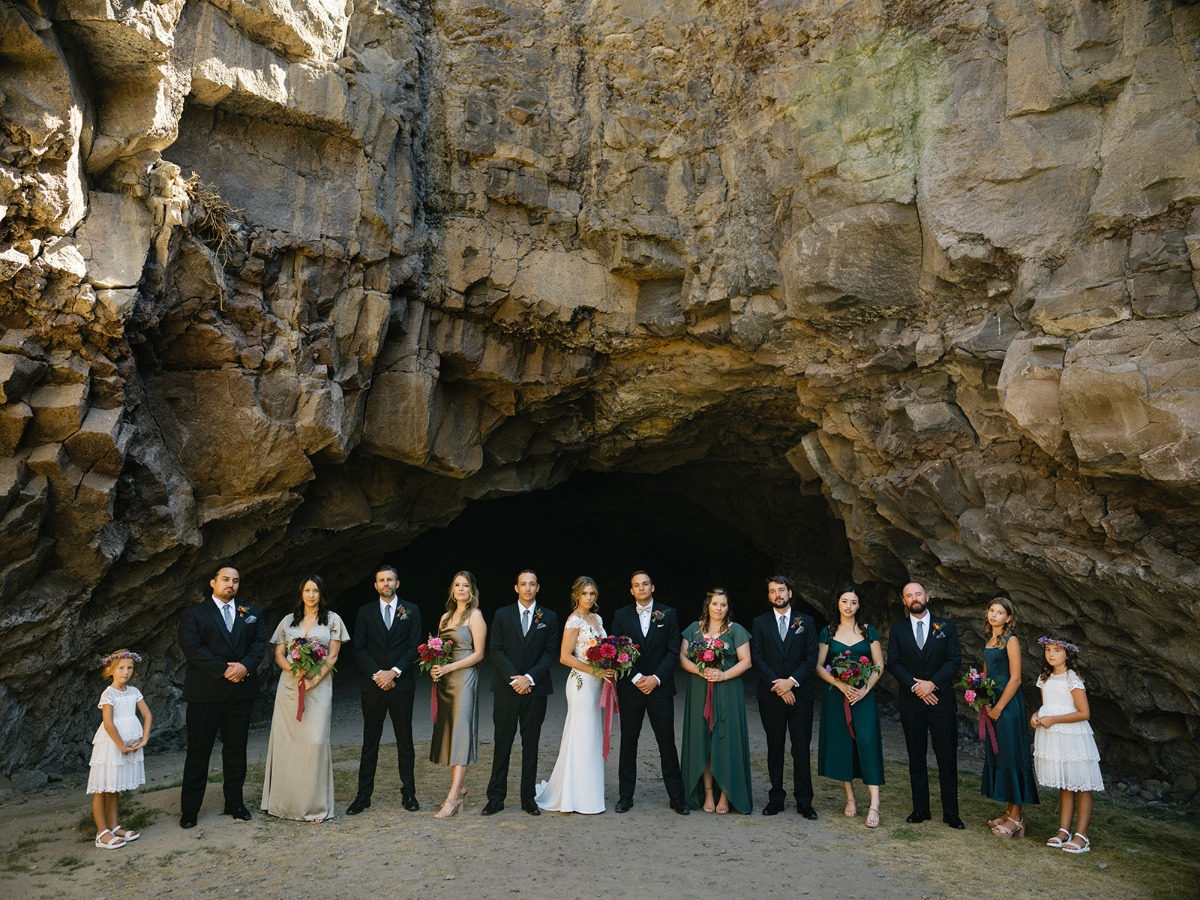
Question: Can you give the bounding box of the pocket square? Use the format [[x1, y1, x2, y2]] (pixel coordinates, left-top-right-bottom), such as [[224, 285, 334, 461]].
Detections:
[[244, 616, 257, 624], [536, 622, 546, 629]]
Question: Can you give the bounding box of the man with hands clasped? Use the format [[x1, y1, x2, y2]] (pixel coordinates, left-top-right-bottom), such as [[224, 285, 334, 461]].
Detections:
[[886, 581, 963, 829], [749, 575, 819, 818], [348, 564, 422, 815]]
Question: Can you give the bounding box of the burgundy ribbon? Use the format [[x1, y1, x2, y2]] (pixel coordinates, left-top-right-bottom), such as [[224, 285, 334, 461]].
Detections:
[[430, 682, 439, 724], [979, 706, 999, 755], [296, 676, 306, 722], [703, 681, 715, 732], [843, 695, 856, 741], [600, 679, 619, 759]]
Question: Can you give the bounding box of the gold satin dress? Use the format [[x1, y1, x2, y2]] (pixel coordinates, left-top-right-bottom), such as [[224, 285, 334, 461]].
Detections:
[[430, 623, 478, 765]]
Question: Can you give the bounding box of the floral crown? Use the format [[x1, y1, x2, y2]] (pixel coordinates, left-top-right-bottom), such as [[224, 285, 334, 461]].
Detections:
[[101, 650, 144, 667], [1037, 636, 1079, 654]]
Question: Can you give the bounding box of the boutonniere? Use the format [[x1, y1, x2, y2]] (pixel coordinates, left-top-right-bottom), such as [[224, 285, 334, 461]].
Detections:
[[237, 605, 257, 624], [790, 618, 805, 634], [932, 622, 945, 639], [652, 610, 665, 623], [533, 607, 544, 625]]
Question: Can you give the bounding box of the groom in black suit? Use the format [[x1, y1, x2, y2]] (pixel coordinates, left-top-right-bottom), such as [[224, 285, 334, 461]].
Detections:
[[483, 569, 560, 816], [749, 575, 819, 818], [886, 581, 964, 828], [178, 564, 268, 828], [611, 570, 689, 814], [348, 564, 423, 814]]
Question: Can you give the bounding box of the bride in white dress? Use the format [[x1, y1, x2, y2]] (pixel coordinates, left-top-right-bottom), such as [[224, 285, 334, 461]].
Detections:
[[535, 576, 613, 814]]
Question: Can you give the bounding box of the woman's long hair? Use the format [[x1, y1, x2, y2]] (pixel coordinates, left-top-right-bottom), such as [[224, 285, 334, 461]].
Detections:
[[698, 588, 733, 635], [570, 576, 599, 615], [831, 584, 870, 643], [291, 574, 330, 627], [984, 596, 1017, 647], [443, 570, 480, 627]]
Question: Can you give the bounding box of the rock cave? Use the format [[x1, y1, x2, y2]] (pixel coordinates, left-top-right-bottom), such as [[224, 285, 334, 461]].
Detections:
[[2, 0, 1199, 804]]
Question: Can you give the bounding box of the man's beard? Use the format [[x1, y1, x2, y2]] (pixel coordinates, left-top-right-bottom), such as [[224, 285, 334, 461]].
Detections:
[[908, 601, 927, 615], [770, 598, 791, 610]]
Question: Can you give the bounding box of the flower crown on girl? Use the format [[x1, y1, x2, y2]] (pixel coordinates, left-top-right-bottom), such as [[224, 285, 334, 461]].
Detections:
[[101, 650, 144, 667], [1037, 636, 1079, 653]]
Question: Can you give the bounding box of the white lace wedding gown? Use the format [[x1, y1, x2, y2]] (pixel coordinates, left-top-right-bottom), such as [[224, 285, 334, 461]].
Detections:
[[535, 613, 606, 813]]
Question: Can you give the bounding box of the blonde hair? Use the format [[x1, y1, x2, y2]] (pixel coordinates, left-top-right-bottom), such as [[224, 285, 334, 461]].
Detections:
[[443, 571, 480, 626], [570, 576, 600, 614], [101, 649, 141, 680]]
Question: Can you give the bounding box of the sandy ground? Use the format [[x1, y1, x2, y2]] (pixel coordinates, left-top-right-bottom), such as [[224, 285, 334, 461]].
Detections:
[[1, 663, 1164, 899]]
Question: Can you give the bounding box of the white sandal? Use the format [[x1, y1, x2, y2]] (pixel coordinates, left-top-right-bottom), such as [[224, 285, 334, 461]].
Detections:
[[95, 829, 125, 850], [1046, 827, 1070, 847], [1062, 832, 1091, 854], [113, 825, 140, 842]]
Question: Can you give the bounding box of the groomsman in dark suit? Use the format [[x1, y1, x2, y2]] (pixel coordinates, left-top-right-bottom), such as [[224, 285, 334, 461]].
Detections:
[[886, 581, 964, 828], [611, 570, 689, 814], [178, 564, 269, 828], [483, 569, 560, 815], [348, 564, 423, 814], [749, 575, 819, 818]]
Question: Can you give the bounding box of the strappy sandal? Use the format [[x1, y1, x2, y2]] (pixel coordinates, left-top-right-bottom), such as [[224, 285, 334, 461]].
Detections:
[[1062, 832, 1091, 854], [113, 825, 140, 842], [991, 817, 1024, 838], [715, 794, 730, 814], [844, 800, 858, 817], [95, 829, 125, 850], [1046, 827, 1071, 847], [865, 807, 880, 828], [703, 784, 716, 813]]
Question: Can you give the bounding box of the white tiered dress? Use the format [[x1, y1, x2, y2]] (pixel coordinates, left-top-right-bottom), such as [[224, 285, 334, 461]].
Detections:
[[535, 613, 606, 813], [1033, 670, 1104, 791], [86, 685, 146, 793]]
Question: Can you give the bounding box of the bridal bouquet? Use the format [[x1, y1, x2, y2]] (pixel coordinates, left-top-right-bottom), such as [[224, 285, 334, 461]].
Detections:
[[687, 637, 732, 732], [580, 635, 639, 759], [955, 667, 999, 754], [825, 649, 880, 740], [418, 635, 454, 723], [285, 637, 333, 721]]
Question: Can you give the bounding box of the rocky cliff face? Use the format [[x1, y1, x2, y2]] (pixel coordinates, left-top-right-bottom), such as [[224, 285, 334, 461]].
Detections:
[[2, 0, 1198, 793]]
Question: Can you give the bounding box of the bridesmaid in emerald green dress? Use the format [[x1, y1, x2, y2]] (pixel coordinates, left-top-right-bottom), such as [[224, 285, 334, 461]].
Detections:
[[679, 589, 754, 814], [816, 586, 885, 828], [981, 597, 1039, 837]]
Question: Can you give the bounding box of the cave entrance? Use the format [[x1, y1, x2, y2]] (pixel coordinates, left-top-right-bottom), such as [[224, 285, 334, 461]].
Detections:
[[336, 464, 853, 638]]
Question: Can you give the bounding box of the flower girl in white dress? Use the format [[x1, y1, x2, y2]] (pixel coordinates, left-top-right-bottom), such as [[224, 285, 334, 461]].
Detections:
[[88, 650, 153, 849], [1030, 636, 1104, 854], [535, 577, 614, 813]]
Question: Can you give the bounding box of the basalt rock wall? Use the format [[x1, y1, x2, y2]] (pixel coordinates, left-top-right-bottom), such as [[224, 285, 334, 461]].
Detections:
[[1, 0, 1199, 794]]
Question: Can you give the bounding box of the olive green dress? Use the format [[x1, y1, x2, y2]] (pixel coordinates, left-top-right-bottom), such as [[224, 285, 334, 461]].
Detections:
[[817, 625, 884, 786], [429, 622, 478, 766], [680, 622, 753, 813]]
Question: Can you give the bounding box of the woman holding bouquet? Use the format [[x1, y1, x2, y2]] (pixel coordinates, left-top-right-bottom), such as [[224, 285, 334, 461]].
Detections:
[[429, 571, 487, 818], [816, 586, 884, 827], [679, 589, 753, 814], [535, 576, 612, 813], [261, 575, 349, 821]]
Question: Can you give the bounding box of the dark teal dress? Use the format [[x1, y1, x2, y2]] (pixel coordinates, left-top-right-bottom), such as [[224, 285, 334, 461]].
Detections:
[[980, 638, 1040, 805], [817, 625, 884, 786]]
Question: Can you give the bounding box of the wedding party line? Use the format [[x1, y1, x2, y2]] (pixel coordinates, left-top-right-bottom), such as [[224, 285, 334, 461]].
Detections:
[[86, 565, 1103, 858]]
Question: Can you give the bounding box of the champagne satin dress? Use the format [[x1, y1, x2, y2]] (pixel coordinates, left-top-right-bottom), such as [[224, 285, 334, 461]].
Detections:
[[430, 622, 479, 765]]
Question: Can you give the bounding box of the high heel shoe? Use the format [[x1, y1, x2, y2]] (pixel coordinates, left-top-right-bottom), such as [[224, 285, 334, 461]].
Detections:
[[434, 797, 463, 819]]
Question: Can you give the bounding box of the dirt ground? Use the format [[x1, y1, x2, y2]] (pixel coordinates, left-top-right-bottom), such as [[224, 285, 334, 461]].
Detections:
[[4, 667, 1196, 899]]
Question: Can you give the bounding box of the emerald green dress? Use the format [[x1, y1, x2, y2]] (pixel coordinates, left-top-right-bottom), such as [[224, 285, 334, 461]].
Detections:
[[680, 622, 753, 813], [817, 625, 884, 786], [980, 639, 1039, 804]]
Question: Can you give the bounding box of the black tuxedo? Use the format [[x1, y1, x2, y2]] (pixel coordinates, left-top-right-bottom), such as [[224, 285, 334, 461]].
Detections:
[[886, 614, 962, 818], [486, 602, 560, 805], [353, 597, 422, 801], [750, 607, 819, 806], [611, 600, 685, 805], [178, 597, 268, 818]]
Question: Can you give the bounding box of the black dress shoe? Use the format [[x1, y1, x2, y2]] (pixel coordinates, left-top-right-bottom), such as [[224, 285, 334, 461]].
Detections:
[[797, 804, 818, 820], [481, 801, 504, 815], [225, 804, 252, 822], [944, 815, 966, 829], [346, 796, 371, 815], [762, 799, 785, 815], [905, 810, 931, 823], [180, 815, 197, 829], [670, 799, 690, 815], [402, 796, 420, 812], [521, 800, 541, 816], [614, 798, 633, 813]]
